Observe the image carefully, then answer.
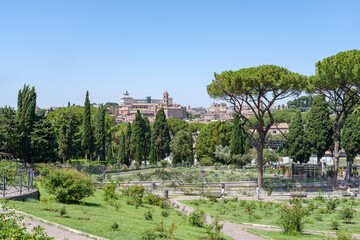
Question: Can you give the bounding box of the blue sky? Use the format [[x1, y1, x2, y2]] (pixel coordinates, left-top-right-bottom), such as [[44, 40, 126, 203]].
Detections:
[[0, 0, 359, 109]]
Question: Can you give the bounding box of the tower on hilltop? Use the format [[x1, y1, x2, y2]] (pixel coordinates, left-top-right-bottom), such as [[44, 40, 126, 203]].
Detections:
[[163, 91, 169, 107]]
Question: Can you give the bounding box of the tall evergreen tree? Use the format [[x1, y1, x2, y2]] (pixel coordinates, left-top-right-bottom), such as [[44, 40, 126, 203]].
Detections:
[[244, 138, 252, 154], [306, 95, 333, 176], [31, 118, 57, 163], [149, 137, 156, 165], [152, 108, 171, 160], [16, 84, 37, 163], [143, 117, 151, 162], [0, 107, 17, 155], [287, 111, 310, 164], [230, 113, 245, 157], [130, 110, 146, 164], [124, 122, 132, 165], [187, 131, 194, 163], [171, 130, 193, 165], [82, 91, 93, 162], [118, 130, 126, 165], [341, 114, 360, 184], [135, 143, 141, 165], [106, 142, 114, 164], [58, 110, 80, 163], [94, 104, 106, 162]]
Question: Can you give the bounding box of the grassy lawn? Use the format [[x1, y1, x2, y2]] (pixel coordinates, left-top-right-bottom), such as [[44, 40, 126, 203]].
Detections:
[[246, 229, 325, 240], [6, 184, 233, 240], [180, 198, 360, 234]]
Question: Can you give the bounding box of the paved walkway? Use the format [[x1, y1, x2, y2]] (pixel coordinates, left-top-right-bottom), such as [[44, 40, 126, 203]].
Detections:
[[169, 195, 360, 240], [1, 206, 106, 240]]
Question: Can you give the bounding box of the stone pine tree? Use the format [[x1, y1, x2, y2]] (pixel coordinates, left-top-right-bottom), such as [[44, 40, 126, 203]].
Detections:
[[309, 50, 360, 189], [230, 113, 245, 161], [118, 130, 126, 165], [306, 95, 333, 177], [149, 137, 156, 165], [152, 108, 171, 161], [130, 110, 146, 164], [94, 104, 106, 162], [125, 122, 132, 165], [341, 114, 360, 185], [0, 107, 17, 155], [16, 84, 37, 163], [287, 111, 310, 164], [207, 65, 307, 187], [82, 91, 93, 162]]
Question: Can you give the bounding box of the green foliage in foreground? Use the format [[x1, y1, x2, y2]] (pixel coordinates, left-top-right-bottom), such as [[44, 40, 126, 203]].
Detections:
[[9, 187, 232, 240], [246, 229, 323, 240]]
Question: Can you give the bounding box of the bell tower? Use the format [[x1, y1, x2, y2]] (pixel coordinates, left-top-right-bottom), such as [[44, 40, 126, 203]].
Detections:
[[163, 91, 169, 107]]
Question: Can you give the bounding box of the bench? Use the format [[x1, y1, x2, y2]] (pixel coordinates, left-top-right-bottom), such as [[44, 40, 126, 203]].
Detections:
[[290, 192, 307, 198]]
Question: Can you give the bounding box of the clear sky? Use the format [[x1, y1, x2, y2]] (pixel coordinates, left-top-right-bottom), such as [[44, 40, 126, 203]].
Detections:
[[1, 0, 359, 109]]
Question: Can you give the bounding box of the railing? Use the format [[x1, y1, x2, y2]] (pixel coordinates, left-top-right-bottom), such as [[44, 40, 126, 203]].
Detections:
[[0, 169, 34, 198]]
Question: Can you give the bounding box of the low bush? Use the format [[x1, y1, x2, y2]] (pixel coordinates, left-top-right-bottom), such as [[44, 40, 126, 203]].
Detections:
[[144, 209, 153, 220], [276, 200, 309, 235], [141, 229, 156, 240], [111, 221, 119, 231], [60, 205, 67, 217], [189, 209, 206, 227], [144, 194, 165, 206], [103, 181, 118, 201], [340, 207, 356, 224], [161, 210, 169, 217], [128, 185, 145, 208], [44, 168, 95, 203], [204, 216, 224, 240]]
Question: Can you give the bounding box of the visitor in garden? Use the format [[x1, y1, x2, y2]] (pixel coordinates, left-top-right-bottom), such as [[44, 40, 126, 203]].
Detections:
[[347, 186, 355, 196], [256, 187, 260, 200], [221, 186, 226, 198]]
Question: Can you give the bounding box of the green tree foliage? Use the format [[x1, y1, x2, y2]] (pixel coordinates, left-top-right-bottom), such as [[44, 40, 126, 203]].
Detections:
[[286, 111, 310, 164], [167, 118, 189, 136], [188, 122, 206, 133], [45, 168, 95, 203], [306, 95, 333, 161], [152, 108, 171, 160], [82, 91, 93, 162], [0, 107, 17, 155], [341, 114, 360, 183], [171, 130, 193, 165], [207, 65, 307, 187], [230, 113, 245, 157], [149, 137, 156, 165], [58, 109, 81, 162], [16, 84, 37, 163], [214, 145, 231, 164], [309, 49, 360, 189], [31, 118, 57, 163], [118, 130, 126, 165], [143, 117, 151, 161], [94, 104, 106, 162], [125, 122, 132, 164], [187, 131, 194, 163], [130, 110, 146, 163], [287, 95, 313, 111], [195, 120, 232, 161]]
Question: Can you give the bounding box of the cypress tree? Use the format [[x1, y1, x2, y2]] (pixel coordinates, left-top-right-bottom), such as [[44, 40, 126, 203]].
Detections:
[[130, 110, 146, 163], [306, 95, 333, 177], [287, 111, 310, 164], [31, 118, 57, 163], [149, 137, 156, 165], [143, 116, 151, 162], [187, 131, 194, 163], [244, 138, 252, 154], [0, 107, 17, 155], [135, 143, 141, 165], [82, 91, 93, 162], [125, 122, 132, 165], [230, 113, 245, 157], [94, 104, 106, 162], [119, 130, 126, 165], [16, 84, 37, 163], [152, 108, 171, 160]]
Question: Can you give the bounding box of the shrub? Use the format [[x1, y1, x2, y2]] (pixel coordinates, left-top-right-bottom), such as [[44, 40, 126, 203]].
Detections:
[[330, 220, 340, 230], [200, 158, 213, 166], [41, 195, 57, 211], [144, 194, 165, 206], [160, 160, 168, 167], [111, 221, 119, 231], [204, 216, 223, 240], [340, 207, 356, 224], [121, 165, 128, 171], [128, 185, 145, 208], [44, 168, 95, 203], [103, 181, 118, 201], [161, 210, 169, 217], [141, 229, 156, 240], [60, 205, 67, 217], [327, 197, 339, 211], [277, 201, 309, 234], [189, 209, 206, 227], [160, 200, 170, 209], [214, 162, 221, 170], [144, 209, 153, 220]]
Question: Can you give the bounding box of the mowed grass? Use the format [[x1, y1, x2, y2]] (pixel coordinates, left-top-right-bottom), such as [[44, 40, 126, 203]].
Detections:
[[7, 185, 233, 240], [180, 198, 360, 234], [246, 229, 325, 240]]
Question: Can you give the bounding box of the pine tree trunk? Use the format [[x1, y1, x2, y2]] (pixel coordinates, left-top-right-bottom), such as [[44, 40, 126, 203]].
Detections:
[[332, 127, 340, 189], [256, 146, 264, 188]]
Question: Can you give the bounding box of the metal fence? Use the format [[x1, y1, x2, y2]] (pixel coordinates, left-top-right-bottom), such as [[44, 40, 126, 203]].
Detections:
[[0, 169, 34, 198]]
